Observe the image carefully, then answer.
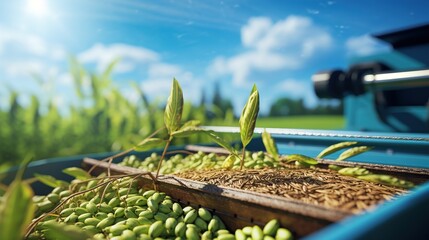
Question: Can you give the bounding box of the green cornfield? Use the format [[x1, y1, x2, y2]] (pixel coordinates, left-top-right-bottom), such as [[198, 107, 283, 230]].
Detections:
[[0, 59, 235, 165]]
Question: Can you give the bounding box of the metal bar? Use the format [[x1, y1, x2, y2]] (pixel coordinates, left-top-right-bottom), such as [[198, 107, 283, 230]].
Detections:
[[201, 126, 429, 142], [363, 69, 429, 90]]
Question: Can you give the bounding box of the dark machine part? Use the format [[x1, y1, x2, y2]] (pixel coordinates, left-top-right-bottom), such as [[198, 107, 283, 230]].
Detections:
[[312, 23, 429, 133], [312, 64, 429, 106]]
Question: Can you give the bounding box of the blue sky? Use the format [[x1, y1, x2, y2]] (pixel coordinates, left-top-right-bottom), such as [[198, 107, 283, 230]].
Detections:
[[1, 0, 428, 115]]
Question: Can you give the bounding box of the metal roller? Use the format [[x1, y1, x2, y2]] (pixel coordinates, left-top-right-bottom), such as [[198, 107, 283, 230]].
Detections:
[[313, 64, 429, 99]]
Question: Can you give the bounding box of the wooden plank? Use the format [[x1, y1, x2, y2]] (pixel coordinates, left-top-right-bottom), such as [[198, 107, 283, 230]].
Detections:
[[82, 158, 349, 238]]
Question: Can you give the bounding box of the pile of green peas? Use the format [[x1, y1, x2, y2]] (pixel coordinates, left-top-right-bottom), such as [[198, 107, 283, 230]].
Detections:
[[29, 175, 292, 240]]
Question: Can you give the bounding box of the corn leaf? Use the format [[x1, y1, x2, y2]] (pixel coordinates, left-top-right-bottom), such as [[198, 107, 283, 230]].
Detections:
[[239, 84, 259, 147], [203, 130, 238, 155], [164, 78, 184, 134], [0, 181, 35, 240], [357, 174, 414, 189], [0, 157, 35, 240], [181, 120, 201, 129], [62, 167, 91, 180], [135, 138, 165, 151], [317, 141, 358, 159], [262, 129, 278, 160], [285, 154, 318, 165], [336, 146, 373, 161], [44, 222, 92, 240], [222, 154, 237, 170], [171, 126, 204, 138], [34, 173, 69, 188]]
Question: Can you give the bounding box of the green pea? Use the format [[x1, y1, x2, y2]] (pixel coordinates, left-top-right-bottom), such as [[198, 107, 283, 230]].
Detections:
[[147, 198, 158, 212], [195, 217, 208, 231], [183, 206, 193, 214], [263, 219, 280, 236], [264, 236, 275, 240], [149, 221, 164, 238], [172, 203, 183, 216], [184, 209, 198, 223], [126, 218, 140, 228], [186, 226, 200, 240], [96, 216, 115, 229], [87, 179, 99, 189], [139, 210, 154, 219], [242, 226, 252, 235], [235, 229, 246, 240], [252, 225, 264, 240], [154, 212, 168, 222], [138, 217, 153, 225], [59, 190, 71, 198], [121, 229, 136, 240], [108, 197, 121, 208], [47, 193, 60, 203], [198, 208, 212, 222], [275, 228, 293, 240], [82, 225, 99, 234], [165, 217, 177, 232], [125, 208, 138, 218], [84, 217, 101, 226], [208, 218, 219, 232], [114, 207, 125, 218], [110, 224, 129, 236], [143, 190, 156, 198], [37, 201, 54, 212], [218, 233, 235, 240], [94, 212, 108, 220], [99, 202, 114, 213], [77, 213, 92, 222], [59, 208, 74, 217], [202, 230, 213, 240], [158, 204, 171, 214], [85, 202, 97, 214], [64, 213, 78, 224], [133, 225, 150, 235], [175, 222, 186, 237]]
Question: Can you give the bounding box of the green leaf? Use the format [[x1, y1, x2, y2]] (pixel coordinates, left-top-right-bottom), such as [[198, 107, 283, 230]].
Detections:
[[203, 130, 238, 155], [336, 146, 373, 161], [0, 181, 35, 240], [239, 84, 259, 147], [134, 138, 165, 151], [262, 129, 278, 160], [164, 78, 184, 134], [62, 167, 91, 180], [44, 222, 92, 240], [317, 141, 358, 158], [357, 174, 414, 189], [34, 173, 69, 188], [285, 154, 318, 165], [181, 120, 201, 129], [171, 126, 205, 138], [222, 154, 238, 170]]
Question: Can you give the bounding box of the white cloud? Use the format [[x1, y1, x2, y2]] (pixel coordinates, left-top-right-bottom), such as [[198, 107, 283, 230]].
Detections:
[[277, 79, 318, 107], [0, 26, 65, 60], [346, 34, 390, 57], [142, 62, 200, 102], [241, 17, 272, 48], [208, 15, 332, 86], [78, 43, 160, 73]]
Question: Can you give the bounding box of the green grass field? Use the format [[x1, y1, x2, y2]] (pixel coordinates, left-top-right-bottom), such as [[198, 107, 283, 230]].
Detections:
[[255, 115, 345, 129]]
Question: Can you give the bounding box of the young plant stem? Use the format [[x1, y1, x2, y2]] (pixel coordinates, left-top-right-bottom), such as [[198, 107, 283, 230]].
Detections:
[[87, 127, 165, 175], [155, 138, 172, 180], [240, 146, 246, 170]]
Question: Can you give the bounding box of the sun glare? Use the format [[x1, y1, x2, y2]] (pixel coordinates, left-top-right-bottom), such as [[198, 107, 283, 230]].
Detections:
[[26, 0, 49, 18]]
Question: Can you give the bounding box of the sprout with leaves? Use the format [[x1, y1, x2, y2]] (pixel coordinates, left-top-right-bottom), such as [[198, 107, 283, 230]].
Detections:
[[238, 84, 260, 170]]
